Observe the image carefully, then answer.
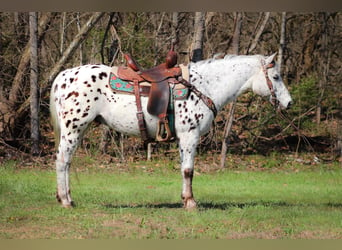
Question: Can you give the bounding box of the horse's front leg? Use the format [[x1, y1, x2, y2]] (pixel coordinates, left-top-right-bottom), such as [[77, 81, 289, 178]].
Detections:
[[178, 133, 199, 209]]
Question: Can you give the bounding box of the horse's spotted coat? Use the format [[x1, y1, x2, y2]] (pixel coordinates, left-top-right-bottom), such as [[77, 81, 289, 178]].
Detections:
[[51, 54, 292, 208]]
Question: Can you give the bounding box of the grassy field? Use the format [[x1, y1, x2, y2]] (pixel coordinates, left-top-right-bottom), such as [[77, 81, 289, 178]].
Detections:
[[0, 154, 341, 239]]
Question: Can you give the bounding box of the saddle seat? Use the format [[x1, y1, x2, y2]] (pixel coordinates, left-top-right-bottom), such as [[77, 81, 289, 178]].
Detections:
[[116, 48, 183, 142]]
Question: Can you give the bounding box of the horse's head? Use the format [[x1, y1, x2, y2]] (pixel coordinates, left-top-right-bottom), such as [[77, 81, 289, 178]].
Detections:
[[252, 53, 292, 110]]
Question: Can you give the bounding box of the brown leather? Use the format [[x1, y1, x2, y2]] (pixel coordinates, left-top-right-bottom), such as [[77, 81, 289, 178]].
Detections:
[[116, 49, 182, 142], [133, 79, 148, 142], [117, 67, 144, 82], [140, 64, 181, 82], [147, 78, 170, 116], [124, 53, 141, 72]]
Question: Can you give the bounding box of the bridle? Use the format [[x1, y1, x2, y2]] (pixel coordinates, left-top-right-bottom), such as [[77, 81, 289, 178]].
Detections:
[[261, 60, 278, 107]]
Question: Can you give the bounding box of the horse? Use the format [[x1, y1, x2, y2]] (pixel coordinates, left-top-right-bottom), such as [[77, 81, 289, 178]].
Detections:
[[50, 53, 292, 209]]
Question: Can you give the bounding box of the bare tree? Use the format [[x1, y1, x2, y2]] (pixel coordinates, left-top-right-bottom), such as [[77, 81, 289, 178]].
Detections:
[[0, 13, 53, 139], [29, 12, 40, 155], [277, 12, 286, 72], [191, 12, 205, 62]]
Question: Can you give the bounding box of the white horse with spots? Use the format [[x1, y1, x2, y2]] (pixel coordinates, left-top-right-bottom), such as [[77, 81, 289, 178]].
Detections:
[[50, 53, 292, 209]]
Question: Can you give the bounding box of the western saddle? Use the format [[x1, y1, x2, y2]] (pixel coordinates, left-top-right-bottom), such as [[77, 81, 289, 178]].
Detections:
[[116, 46, 183, 142]]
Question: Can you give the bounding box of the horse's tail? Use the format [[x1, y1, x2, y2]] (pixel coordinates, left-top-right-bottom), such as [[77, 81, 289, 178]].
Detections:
[[50, 77, 61, 149]]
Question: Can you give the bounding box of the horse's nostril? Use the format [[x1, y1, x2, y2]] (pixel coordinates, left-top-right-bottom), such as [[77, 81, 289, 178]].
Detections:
[[287, 101, 293, 109]]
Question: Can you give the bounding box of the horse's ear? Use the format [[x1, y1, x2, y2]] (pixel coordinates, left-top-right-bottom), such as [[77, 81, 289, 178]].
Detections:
[[265, 52, 277, 65]]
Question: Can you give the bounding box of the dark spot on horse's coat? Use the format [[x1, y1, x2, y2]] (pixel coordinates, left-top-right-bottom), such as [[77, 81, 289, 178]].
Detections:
[[61, 83, 66, 89], [68, 139, 72, 144], [87, 99, 90, 103], [83, 81, 88, 84], [185, 108, 188, 113], [97, 88, 102, 94], [94, 97, 99, 101], [75, 71, 79, 75], [99, 72, 107, 80], [178, 103, 182, 108], [182, 120, 186, 125], [189, 126, 196, 132], [76, 109, 81, 113], [72, 124, 78, 129], [73, 118, 79, 122], [65, 91, 79, 100], [66, 120, 71, 128], [91, 75, 96, 82], [195, 99, 199, 105], [83, 93, 87, 96], [105, 85, 109, 88], [70, 78, 74, 83], [82, 113, 88, 118], [54, 84, 58, 92], [188, 118, 192, 123], [91, 65, 100, 69], [190, 95, 194, 101], [87, 84, 91, 88]]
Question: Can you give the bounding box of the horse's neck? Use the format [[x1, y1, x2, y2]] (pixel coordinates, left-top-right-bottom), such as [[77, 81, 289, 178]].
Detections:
[[189, 56, 260, 111]]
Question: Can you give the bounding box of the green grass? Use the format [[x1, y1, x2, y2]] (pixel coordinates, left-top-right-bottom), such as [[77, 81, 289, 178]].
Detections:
[[0, 158, 341, 239]]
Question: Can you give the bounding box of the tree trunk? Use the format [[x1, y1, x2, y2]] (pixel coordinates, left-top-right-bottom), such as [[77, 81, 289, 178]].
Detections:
[[29, 12, 40, 156], [220, 12, 242, 169], [277, 12, 286, 72], [171, 12, 179, 45], [191, 12, 205, 62]]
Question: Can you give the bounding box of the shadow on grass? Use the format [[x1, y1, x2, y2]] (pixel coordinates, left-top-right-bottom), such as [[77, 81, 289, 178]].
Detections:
[[102, 201, 342, 210]]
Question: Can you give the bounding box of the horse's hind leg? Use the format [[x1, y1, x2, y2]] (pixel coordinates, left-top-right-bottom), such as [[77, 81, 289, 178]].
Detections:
[[55, 131, 82, 208]]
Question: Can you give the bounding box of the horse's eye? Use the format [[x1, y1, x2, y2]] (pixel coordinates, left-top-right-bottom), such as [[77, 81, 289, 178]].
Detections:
[[273, 75, 279, 80]]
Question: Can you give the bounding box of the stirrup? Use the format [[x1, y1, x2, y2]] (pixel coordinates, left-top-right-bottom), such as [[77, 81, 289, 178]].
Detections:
[[156, 119, 172, 142]]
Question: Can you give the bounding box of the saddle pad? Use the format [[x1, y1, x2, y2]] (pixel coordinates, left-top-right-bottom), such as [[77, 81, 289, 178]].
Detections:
[[109, 67, 189, 100]]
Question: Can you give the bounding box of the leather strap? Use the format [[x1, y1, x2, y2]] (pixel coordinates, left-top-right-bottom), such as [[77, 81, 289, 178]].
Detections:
[[133, 79, 148, 141], [261, 60, 278, 107]]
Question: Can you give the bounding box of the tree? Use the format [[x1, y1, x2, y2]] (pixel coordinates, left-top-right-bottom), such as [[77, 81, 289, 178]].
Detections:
[[277, 12, 286, 72], [29, 12, 39, 155], [191, 12, 205, 62], [0, 12, 54, 140]]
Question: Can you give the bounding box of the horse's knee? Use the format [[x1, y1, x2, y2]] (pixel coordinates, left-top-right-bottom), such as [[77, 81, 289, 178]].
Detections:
[[183, 168, 194, 179]]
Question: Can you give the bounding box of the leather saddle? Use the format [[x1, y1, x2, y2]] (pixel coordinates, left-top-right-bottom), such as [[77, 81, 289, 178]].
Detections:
[[116, 48, 182, 142]]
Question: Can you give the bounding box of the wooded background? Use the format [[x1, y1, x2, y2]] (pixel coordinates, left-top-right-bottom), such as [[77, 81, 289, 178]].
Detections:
[[0, 12, 340, 162]]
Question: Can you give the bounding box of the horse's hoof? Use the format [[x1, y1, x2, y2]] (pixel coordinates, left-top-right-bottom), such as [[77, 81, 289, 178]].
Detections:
[[183, 198, 197, 210], [61, 201, 75, 208]]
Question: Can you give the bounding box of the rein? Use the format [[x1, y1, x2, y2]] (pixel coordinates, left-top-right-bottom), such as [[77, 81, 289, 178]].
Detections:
[[261, 60, 278, 107]]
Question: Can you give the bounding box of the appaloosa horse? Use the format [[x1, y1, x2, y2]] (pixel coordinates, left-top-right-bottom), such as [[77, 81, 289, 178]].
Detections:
[[50, 53, 292, 209]]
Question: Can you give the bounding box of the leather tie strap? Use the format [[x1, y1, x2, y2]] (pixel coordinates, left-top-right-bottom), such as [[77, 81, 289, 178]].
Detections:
[[133, 79, 149, 142]]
